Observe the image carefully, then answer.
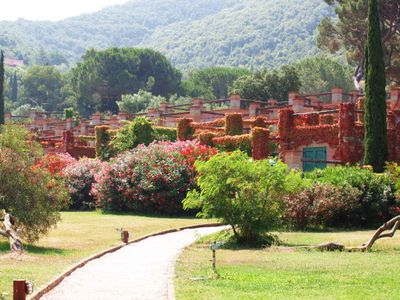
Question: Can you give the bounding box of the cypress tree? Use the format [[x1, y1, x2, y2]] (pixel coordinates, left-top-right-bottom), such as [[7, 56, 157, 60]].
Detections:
[[0, 51, 4, 125], [363, 0, 387, 173], [11, 72, 18, 101]]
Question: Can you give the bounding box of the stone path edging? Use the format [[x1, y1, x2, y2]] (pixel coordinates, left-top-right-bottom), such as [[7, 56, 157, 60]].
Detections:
[[30, 222, 222, 300]]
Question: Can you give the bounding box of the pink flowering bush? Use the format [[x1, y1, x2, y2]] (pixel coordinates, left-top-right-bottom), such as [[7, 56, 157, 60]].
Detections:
[[63, 158, 104, 210], [283, 183, 361, 229], [92, 140, 217, 214]]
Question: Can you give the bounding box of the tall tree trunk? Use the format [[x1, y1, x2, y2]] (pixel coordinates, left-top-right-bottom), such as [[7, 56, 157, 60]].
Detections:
[[0, 213, 23, 251], [363, 0, 388, 172]]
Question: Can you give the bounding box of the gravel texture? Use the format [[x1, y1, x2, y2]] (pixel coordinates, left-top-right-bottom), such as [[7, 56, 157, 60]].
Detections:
[[41, 226, 225, 300]]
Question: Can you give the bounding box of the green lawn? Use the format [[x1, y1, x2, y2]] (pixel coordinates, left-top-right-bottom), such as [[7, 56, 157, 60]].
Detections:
[[0, 211, 215, 299], [175, 230, 400, 300]]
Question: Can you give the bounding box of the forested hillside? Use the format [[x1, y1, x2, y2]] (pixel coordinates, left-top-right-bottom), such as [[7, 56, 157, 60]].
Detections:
[[0, 0, 333, 70]]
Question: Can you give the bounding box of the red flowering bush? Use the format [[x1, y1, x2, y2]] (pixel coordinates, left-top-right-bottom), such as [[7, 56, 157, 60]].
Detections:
[[63, 158, 104, 210], [0, 125, 69, 246], [283, 184, 362, 229], [92, 140, 217, 214], [35, 153, 76, 175]]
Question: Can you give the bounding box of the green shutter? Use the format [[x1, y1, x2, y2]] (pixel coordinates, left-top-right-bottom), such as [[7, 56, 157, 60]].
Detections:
[[302, 147, 327, 172]]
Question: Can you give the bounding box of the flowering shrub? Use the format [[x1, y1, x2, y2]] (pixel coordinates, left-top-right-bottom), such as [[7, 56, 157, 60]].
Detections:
[[93, 141, 217, 214], [305, 166, 400, 227], [0, 126, 69, 243], [283, 184, 361, 229], [34, 153, 76, 175], [63, 158, 104, 210]]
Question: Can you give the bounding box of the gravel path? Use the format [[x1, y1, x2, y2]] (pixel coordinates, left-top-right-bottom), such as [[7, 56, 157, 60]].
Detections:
[[41, 226, 225, 300]]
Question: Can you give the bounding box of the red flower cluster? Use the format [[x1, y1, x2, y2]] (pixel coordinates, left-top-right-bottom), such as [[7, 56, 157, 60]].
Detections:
[[34, 153, 77, 175]]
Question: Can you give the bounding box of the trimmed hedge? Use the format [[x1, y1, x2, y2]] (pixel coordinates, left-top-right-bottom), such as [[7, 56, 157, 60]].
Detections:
[[153, 126, 177, 141], [225, 113, 243, 136]]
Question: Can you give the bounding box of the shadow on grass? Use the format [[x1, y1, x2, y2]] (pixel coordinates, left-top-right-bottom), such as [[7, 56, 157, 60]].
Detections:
[[98, 210, 200, 220], [0, 240, 72, 256]]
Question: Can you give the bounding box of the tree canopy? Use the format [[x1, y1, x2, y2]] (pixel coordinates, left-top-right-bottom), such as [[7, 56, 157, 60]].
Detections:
[[294, 56, 354, 94], [230, 66, 301, 101], [182, 67, 251, 100], [71, 48, 181, 116], [318, 0, 400, 83], [23, 65, 66, 111]]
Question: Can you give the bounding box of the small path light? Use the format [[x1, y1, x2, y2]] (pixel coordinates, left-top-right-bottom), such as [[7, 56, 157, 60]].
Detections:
[[210, 241, 225, 275], [13, 280, 33, 300], [116, 228, 130, 244]]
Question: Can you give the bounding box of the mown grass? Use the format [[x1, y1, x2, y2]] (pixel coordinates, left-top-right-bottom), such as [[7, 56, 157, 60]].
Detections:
[[0, 211, 215, 299], [175, 229, 400, 300]]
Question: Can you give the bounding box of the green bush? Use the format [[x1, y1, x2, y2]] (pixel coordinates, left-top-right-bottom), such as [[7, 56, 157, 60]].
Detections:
[[153, 126, 177, 141], [305, 166, 399, 227], [95, 125, 115, 161], [111, 117, 154, 153], [184, 151, 304, 246]]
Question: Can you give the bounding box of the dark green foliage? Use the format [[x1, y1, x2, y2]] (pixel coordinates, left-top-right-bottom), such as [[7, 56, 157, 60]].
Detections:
[[318, 0, 400, 84], [182, 67, 251, 99], [64, 107, 74, 119], [0, 0, 334, 70], [0, 51, 4, 125], [305, 166, 399, 227], [363, 0, 388, 173], [95, 125, 115, 161], [72, 48, 181, 116], [230, 66, 301, 101], [10, 72, 18, 102], [23, 65, 67, 111]]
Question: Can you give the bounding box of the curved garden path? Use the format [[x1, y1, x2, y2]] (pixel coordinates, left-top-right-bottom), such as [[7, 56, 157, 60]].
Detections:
[[41, 226, 225, 300]]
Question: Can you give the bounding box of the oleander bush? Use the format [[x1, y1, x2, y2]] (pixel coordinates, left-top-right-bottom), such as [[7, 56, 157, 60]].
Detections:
[[0, 126, 69, 243], [35, 153, 77, 175], [305, 166, 400, 227], [63, 158, 104, 210], [93, 140, 217, 214], [283, 183, 361, 229]]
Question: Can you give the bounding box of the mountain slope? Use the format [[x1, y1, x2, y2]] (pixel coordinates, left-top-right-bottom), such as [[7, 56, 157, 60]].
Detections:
[[0, 0, 333, 70]]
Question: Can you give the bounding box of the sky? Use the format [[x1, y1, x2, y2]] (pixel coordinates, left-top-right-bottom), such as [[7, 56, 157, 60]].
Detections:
[[0, 0, 128, 21]]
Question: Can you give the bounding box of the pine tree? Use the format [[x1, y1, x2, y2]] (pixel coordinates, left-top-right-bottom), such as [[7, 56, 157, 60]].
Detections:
[[0, 51, 4, 126], [363, 0, 387, 172]]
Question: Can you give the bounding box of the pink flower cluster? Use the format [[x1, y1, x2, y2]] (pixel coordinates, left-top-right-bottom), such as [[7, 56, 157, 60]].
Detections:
[[92, 140, 217, 214], [63, 158, 104, 209]]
